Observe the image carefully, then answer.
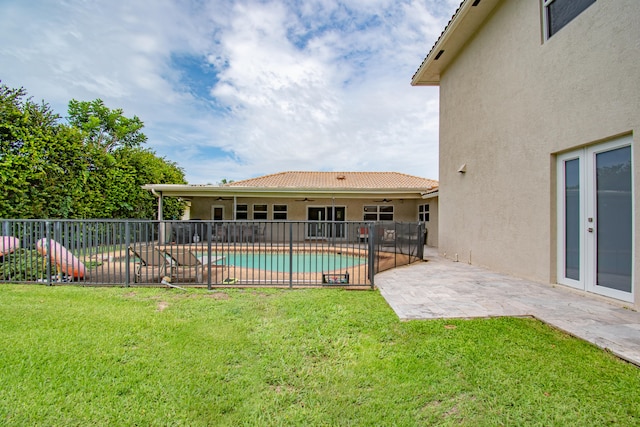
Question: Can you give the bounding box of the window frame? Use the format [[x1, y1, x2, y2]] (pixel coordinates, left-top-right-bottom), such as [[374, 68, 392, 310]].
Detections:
[[273, 204, 288, 220], [211, 205, 224, 221], [236, 204, 248, 220], [542, 0, 596, 40], [418, 203, 430, 222], [252, 204, 268, 220], [363, 205, 394, 221]]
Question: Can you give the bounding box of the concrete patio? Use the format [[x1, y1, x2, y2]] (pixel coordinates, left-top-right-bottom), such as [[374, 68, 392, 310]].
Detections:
[[375, 247, 640, 367]]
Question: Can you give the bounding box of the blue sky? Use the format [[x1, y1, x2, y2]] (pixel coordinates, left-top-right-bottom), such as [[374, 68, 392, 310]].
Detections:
[[0, 0, 458, 184]]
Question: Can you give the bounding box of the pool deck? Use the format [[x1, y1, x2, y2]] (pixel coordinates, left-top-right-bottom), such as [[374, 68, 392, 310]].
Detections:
[[375, 247, 640, 367]]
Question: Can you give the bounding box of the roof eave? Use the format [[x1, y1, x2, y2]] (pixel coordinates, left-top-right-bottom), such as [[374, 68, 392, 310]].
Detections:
[[142, 184, 437, 199], [411, 0, 501, 86]]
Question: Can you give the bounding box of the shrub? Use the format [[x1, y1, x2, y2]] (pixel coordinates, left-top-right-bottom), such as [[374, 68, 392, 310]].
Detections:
[[0, 249, 45, 281]]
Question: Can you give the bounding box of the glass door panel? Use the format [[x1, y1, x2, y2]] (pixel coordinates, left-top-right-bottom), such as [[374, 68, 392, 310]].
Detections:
[[564, 158, 581, 281], [307, 207, 325, 238], [595, 146, 632, 293], [327, 207, 346, 238]]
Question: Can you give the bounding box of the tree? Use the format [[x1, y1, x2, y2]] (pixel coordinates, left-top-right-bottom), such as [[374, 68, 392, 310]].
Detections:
[[0, 84, 81, 218], [0, 83, 186, 219], [113, 148, 186, 219], [67, 99, 147, 152]]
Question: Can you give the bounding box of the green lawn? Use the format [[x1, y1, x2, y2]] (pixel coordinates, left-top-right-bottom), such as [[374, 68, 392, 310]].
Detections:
[[0, 285, 638, 426]]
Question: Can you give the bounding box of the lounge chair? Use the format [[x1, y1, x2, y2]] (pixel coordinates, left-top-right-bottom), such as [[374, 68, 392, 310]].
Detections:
[[160, 247, 224, 283], [129, 245, 174, 283]]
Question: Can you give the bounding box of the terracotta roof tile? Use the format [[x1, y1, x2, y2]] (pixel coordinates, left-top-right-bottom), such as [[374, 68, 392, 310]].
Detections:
[[226, 171, 438, 190]]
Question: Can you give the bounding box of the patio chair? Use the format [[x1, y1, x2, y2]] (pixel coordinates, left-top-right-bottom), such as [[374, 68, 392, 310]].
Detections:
[[211, 223, 226, 242], [160, 247, 225, 283], [358, 227, 369, 242], [254, 224, 266, 242], [381, 229, 396, 245], [129, 245, 174, 283]]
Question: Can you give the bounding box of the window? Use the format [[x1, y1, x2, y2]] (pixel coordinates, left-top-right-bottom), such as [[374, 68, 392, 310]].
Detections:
[[273, 204, 288, 220], [543, 0, 596, 39], [211, 206, 223, 221], [379, 206, 394, 221], [236, 204, 248, 220], [363, 205, 394, 221], [419, 204, 430, 222], [253, 204, 268, 220]]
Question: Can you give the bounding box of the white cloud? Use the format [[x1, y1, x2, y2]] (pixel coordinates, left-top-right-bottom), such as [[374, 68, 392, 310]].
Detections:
[[0, 0, 456, 184]]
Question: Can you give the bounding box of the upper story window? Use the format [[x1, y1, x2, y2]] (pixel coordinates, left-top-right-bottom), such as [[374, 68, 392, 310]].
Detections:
[[253, 204, 268, 220], [363, 205, 394, 221], [543, 0, 596, 39], [273, 204, 288, 220]]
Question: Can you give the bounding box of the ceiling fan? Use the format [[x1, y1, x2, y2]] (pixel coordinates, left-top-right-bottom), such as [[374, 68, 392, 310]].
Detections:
[[373, 199, 393, 203], [295, 197, 315, 202], [215, 196, 233, 201]]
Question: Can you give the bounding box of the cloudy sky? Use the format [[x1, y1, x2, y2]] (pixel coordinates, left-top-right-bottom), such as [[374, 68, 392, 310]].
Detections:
[[0, 0, 458, 184]]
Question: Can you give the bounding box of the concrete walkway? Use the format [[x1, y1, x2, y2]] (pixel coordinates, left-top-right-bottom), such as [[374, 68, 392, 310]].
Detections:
[[375, 248, 640, 367]]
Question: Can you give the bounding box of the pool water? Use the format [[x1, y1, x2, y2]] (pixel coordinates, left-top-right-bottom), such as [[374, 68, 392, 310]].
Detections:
[[208, 252, 366, 273]]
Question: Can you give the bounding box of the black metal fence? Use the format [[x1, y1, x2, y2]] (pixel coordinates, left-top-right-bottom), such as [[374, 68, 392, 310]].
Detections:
[[0, 220, 425, 288]]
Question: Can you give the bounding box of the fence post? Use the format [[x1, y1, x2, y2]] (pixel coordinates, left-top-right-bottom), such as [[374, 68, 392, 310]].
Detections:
[[207, 222, 212, 291], [417, 222, 425, 260], [124, 221, 131, 287], [45, 221, 52, 286], [368, 222, 375, 289], [289, 222, 293, 289]]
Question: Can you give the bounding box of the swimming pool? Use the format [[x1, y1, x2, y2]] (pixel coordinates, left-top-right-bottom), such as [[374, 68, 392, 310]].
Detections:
[[209, 251, 367, 273]]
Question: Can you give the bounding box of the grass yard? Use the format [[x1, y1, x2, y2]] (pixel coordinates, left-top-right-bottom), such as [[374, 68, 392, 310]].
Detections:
[[0, 285, 638, 426]]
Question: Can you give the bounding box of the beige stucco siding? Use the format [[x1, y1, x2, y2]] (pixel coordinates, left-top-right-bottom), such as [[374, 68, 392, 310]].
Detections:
[[438, 0, 640, 302]]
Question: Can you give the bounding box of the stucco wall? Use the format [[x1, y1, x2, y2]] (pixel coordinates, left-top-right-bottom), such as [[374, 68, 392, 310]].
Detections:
[[438, 0, 639, 305]]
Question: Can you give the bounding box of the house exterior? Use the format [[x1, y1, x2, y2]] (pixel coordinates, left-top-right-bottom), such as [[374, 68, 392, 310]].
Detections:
[[143, 171, 439, 246], [412, 0, 639, 307]]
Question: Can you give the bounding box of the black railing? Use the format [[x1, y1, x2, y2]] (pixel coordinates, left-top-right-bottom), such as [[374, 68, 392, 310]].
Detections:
[[0, 220, 425, 288]]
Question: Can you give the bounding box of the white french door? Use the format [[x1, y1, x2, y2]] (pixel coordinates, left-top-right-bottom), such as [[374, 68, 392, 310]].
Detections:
[[557, 136, 634, 302]]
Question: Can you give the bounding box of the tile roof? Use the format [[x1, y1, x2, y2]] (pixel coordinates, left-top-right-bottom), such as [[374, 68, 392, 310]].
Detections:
[[226, 171, 438, 190]]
